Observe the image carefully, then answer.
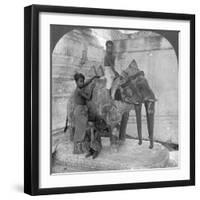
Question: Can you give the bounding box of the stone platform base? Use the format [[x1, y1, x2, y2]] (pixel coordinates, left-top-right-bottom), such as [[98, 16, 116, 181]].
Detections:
[[52, 134, 170, 173]]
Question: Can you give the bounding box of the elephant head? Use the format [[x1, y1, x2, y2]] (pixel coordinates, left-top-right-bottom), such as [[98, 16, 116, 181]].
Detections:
[[111, 59, 140, 100]]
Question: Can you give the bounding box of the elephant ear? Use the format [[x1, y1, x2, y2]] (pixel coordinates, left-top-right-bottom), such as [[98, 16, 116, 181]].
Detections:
[[120, 83, 143, 105]]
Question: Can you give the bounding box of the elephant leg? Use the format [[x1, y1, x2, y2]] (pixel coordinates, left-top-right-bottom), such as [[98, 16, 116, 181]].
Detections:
[[135, 104, 142, 145], [119, 112, 129, 142], [109, 125, 120, 152], [108, 126, 115, 145], [144, 101, 155, 149]]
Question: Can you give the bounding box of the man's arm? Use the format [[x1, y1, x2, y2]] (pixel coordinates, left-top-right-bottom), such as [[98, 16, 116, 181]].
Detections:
[[78, 89, 91, 100], [83, 76, 99, 88], [78, 84, 95, 100]]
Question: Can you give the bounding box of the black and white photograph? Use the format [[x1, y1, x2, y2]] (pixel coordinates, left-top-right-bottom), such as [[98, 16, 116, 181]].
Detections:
[[51, 26, 179, 173], [0, 0, 198, 199], [23, 5, 195, 195]]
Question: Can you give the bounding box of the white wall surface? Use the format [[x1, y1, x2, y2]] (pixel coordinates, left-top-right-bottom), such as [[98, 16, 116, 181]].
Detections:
[[0, 0, 199, 199]]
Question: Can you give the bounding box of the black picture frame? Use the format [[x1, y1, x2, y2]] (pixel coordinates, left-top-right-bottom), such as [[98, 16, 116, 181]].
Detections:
[[24, 4, 195, 196]]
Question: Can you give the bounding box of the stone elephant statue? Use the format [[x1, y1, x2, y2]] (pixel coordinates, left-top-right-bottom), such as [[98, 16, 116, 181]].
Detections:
[[112, 59, 157, 148], [64, 59, 156, 149]]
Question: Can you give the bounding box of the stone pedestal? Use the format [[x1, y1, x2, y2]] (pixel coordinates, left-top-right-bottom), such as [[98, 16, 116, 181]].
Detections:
[[52, 134, 170, 173]]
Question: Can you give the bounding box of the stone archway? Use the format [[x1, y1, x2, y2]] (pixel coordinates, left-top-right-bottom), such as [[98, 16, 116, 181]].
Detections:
[[50, 25, 179, 58], [50, 25, 77, 54]]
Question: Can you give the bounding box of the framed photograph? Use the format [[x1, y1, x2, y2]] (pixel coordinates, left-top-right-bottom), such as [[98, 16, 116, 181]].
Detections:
[[24, 4, 195, 195]]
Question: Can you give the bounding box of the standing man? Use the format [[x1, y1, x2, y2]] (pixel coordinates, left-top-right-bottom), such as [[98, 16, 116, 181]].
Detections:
[[104, 40, 129, 143], [104, 40, 118, 76], [103, 40, 119, 91]]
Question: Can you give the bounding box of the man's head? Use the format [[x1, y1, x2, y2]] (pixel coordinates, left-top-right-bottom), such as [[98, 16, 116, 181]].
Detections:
[[105, 40, 114, 54], [74, 73, 85, 88]]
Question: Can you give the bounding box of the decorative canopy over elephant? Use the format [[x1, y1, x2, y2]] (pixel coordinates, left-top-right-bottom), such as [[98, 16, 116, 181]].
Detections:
[[65, 59, 157, 149]]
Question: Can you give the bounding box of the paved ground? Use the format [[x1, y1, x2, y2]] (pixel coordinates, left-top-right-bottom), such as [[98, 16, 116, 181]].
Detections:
[[52, 132, 173, 174]]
